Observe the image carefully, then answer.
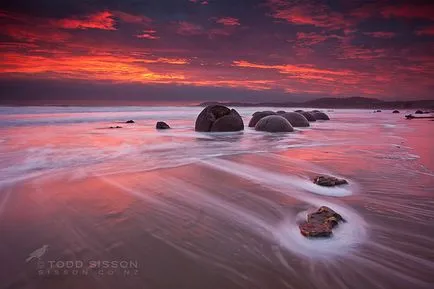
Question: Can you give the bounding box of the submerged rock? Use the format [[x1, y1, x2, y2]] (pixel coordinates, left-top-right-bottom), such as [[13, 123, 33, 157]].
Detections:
[[249, 111, 276, 127], [313, 175, 348, 187], [392, 110, 400, 113], [281, 112, 310, 127], [195, 105, 244, 132], [156, 121, 170, 129], [109, 126, 122, 129], [311, 111, 330, 121], [294, 109, 304, 113], [126, 120, 135, 123], [415, 110, 423, 114], [276, 110, 286, 114], [300, 111, 316, 122], [299, 206, 346, 238], [255, 115, 294, 132]]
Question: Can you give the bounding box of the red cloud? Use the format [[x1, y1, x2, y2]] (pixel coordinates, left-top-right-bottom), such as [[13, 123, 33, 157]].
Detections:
[[381, 4, 434, 19], [266, 1, 347, 30], [216, 17, 240, 26], [136, 30, 159, 40], [364, 31, 396, 38], [53, 11, 116, 30], [3, 25, 70, 42], [176, 21, 204, 35], [416, 25, 434, 36]]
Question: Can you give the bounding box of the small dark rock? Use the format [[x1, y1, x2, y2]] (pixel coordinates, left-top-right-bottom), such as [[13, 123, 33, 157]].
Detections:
[[276, 110, 286, 114], [299, 206, 346, 238], [126, 120, 135, 123], [405, 114, 415, 119], [109, 126, 122, 129], [415, 110, 423, 114], [392, 110, 400, 113], [313, 175, 348, 187], [156, 121, 170, 129]]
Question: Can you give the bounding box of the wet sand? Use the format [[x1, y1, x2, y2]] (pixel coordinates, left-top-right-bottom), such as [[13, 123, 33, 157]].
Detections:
[[0, 107, 433, 289]]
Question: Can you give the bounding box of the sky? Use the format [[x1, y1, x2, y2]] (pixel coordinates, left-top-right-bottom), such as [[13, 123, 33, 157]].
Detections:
[[0, 0, 434, 105]]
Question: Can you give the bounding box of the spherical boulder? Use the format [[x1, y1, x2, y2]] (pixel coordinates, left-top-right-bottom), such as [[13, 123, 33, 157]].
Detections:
[[156, 121, 170, 129], [248, 111, 276, 127], [195, 105, 244, 132], [255, 115, 294, 132], [281, 112, 310, 127], [300, 111, 316, 122], [311, 111, 330, 121]]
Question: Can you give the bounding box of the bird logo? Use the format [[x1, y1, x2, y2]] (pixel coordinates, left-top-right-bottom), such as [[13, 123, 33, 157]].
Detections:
[[25, 245, 49, 263]]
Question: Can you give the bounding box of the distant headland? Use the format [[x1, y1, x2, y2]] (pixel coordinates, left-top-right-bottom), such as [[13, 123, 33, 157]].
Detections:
[[199, 97, 434, 109]]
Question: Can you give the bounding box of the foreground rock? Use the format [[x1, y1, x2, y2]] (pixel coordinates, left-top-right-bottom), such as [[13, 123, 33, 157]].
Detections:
[[248, 111, 276, 127], [299, 206, 346, 238], [156, 121, 170, 129], [255, 115, 294, 132], [313, 175, 348, 187], [281, 112, 310, 127], [392, 110, 400, 113], [300, 111, 316, 122], [195, 105, 244, 132], [311, 111, 330, 121]]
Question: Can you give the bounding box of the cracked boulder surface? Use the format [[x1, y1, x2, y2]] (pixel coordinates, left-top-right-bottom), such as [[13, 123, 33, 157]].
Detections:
[[195, 105, 244, 132]]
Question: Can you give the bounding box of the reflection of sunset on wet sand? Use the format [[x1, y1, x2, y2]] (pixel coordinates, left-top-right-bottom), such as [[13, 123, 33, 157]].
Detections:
[[0, 107, 433, 289]]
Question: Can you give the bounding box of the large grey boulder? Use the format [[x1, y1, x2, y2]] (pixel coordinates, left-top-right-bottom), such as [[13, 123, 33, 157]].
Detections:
[[300, 111, 316, 122], [195, 105, 244, 132], [281, 112, 310, 127], [255, 115, 294, 132], [248, 111, 276, 127], [311, 111, 330, 120]]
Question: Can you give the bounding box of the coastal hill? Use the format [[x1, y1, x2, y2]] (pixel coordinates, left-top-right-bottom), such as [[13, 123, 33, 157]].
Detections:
[[199, 97, 434, 109]]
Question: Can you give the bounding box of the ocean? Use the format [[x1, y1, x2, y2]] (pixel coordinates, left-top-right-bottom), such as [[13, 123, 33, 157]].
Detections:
[[0, 106, 433, 289]]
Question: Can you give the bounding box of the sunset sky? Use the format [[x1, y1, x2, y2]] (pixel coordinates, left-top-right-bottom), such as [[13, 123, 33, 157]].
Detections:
[[1, 0, 433, 104]]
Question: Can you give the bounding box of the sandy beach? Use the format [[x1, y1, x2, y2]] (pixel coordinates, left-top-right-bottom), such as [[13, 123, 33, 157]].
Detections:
[[0, 107, 433, 289]]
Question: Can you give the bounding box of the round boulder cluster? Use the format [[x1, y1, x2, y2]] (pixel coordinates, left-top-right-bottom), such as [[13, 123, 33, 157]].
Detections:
[[248, 109, 331, 133], [195, 105, 244, 132], [255, 115, 294, 132]]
